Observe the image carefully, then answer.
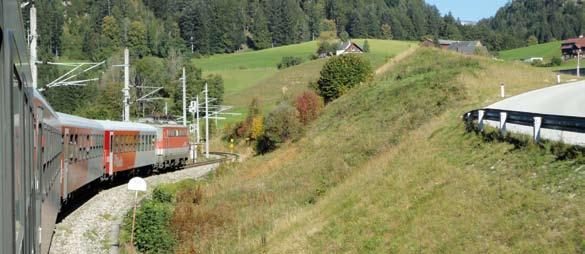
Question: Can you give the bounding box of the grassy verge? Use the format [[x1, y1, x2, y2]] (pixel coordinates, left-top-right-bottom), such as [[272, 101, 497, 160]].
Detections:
[[141, 48, 584, 253]]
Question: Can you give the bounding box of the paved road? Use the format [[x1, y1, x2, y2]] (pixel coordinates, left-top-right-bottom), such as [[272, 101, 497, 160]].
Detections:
[[487, 80, 585, 117]]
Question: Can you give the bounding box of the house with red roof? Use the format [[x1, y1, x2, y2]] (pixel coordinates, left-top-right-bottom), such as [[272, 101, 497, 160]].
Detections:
[[561, 36, 585, 61]]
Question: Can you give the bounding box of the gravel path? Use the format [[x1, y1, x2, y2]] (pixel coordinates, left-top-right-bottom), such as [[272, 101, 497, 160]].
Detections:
[[49, 163, 219, 254]]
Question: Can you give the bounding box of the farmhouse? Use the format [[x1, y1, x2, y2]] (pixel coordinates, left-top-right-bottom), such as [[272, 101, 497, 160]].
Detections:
[[438, 39, 487, 55], [336, 41, 364, 55], [561, 36, 585, 60]]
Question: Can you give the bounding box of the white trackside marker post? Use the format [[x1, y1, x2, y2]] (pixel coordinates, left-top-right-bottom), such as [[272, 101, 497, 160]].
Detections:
[[557, 73, 561, 84], [128, 177, 147, 253], [500, 83, 505, 98]]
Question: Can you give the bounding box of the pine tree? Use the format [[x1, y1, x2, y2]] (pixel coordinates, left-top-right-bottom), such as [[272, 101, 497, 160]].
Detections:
[[128, 21, 149, 57], [249, 3, 272, 49]]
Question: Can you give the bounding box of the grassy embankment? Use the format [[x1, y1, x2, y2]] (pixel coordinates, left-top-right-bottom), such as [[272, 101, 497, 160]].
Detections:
[[125, 47, 585, 253], [498, 41, 579, 71], [192, 40, 416, 126]]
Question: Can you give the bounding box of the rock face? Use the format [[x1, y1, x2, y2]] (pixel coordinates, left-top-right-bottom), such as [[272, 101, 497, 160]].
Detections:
[[50, 163, 219, 254]]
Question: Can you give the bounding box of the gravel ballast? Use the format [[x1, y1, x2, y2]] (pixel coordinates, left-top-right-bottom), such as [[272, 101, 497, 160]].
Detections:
[[49, 163, 219, 254]]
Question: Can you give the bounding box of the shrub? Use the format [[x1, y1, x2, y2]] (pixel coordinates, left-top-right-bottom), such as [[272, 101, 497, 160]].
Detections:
[[152, 187, 174, 203], [531, 59, 545, 67], [134, 200, 176, 254], [250, 115, 264, 140], [317, 41, 338, 55], [363, 40, 370, 53], [317, 54, 373, 102], [295, 90, 324, 125], [550, 56, 562, 67], [339, 31, 350, 42], [277, 56, 304, 69], [255, 134, 277, 154], [264, 103, 302, 144], [255, 103, 302, 154]]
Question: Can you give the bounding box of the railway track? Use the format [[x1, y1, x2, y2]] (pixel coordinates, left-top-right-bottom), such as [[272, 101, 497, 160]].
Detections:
[[50, 152, 238, 254]]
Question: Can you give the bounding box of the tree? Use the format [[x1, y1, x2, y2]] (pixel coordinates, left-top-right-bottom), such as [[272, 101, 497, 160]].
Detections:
[[249, 116, 264, 140], [205, 74, 224, 106], [102, 16, 121, 49], [363, 40, 370, 53], [317, 54, 373, 102], [339, 31, 350, 42], [128, 21, 149, 57], [381, 23, 393, 40], [249, 4, 272, 49], [527, 35, 539, 45], [295, 90, 324, 125], [256, 102, 302, 154]]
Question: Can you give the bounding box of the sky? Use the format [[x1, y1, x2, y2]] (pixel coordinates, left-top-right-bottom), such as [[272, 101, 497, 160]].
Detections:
[[425, 0, 510, 22]]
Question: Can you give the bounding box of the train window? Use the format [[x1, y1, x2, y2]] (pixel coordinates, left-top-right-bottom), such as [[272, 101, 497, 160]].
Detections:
[[122, 135, 125, 152], [13, 68, 25, 246], [112, 135, 116, 153]]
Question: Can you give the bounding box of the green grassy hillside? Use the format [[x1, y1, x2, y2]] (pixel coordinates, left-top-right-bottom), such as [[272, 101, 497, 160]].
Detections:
[[498, 42, 582, 71], [193, 40, 416, 125], [498, 41, 561, 61], [155, 48, 584, 253]]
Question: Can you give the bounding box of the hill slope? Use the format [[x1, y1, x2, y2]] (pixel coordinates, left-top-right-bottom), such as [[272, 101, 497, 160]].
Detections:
[[193, 40, 416, 124], [168, 48, 585, 253], [498, 41, 561, 61]]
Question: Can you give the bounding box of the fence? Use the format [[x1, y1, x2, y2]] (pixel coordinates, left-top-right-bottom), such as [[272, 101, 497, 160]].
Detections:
[[463, 108, 585, 146]]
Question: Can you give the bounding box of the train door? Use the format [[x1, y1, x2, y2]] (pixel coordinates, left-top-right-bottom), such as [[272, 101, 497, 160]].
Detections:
[[34, 106, 43, 253], [62, 128, 69, 199], [109, 132, 114, 176]]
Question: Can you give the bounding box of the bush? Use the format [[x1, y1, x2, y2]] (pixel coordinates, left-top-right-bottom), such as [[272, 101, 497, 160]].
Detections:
[[134, 200, 176, 254], [531, 59, 545, 67], [317, 41, 338, 55], [264, 103, 302, 143], [152, 187, 174, 203], [295, 90, 324, 125], [277, 56, 304, 69], [363, 40, 370, 53], [255, 103, 302, 154], [255, 134, 277, 154], [317, 54, 373, 102], [550, 56, 562, 67]]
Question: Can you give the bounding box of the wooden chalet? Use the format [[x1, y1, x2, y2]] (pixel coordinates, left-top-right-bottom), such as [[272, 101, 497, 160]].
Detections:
[[336, 41, 364, 55], [561, 36, 585, 60]]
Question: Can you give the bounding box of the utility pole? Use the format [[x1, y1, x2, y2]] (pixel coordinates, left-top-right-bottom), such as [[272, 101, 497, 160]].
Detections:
[[30, 3, 38, 89], [578, 50, 581, 78], [205, 83, 209, 158], [123, 48, 130, 122], [196, 95, 200, 144], [182, 67, 187, 126], [164, 101, 168, 116]]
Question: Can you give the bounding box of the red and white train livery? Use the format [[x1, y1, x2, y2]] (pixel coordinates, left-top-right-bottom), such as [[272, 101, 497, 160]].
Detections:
[[96, 120, 158, 177]]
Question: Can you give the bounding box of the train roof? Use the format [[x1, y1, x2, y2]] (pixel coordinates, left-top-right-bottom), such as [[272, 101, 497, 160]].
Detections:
[[33, 90, 58, 116], [95, 120, 157, 133], [150, 124, 189, 129], [57, 112, 104, 130]]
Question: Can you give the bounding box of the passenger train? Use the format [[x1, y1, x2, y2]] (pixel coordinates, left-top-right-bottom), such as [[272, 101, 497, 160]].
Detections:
[[1, 1, 191, 253]]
